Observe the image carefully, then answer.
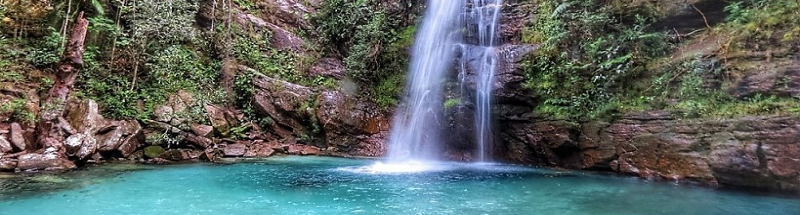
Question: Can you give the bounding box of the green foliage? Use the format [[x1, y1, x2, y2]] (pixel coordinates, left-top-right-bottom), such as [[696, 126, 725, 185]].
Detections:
[[313, 0, 413, 86], [0, 99, 35, 123], [147, 45, 218, 93], [0, 38, 23, 82], [87, 15, 127, 47], [313, 0, 376, 48], [371, 72, 406, 109], [444, 98, 461, 109], [124, 0, 200, 48], [77, 45, 220, 119], [233, 35, 298, 82], [522, 0, 669, 119], [234, 0, 257, 12], [724, 1, 750, 23], [344, 12, 389, 82], [72, 0, 221, 120], [234, 67, 260, 122], [24, 28, 64, 67], [722, 0, 800, 47]]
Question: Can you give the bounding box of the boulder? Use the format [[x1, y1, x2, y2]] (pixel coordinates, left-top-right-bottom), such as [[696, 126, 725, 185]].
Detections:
[[0, 136, 12, 153], [730, 60, 800, 99], [17, 152, 76, 171], [256, 0, 314, 29], [64, 133, 97, 160], [9, 123, 27, 151], [267, 23, 306, 53], [64, 99, 105, 134], [191, 124, 214, 138], [205, 105, 233, 135], [96, 120, 144, 158], [0, 158, 16, 171], [153, 105, 174, 123], [287, 144, 320, 156], [144, 146, 167, 159], [247, 143, 276, 157], [223, 143, 247, 157], [160, 149, 193, 161]]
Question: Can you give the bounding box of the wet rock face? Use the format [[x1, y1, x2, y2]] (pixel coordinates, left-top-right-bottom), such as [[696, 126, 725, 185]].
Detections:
[[497, 113, 800, 191]]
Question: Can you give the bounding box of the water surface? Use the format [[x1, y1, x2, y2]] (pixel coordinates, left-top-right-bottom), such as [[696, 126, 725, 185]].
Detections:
[[0, 156, 798, 215]]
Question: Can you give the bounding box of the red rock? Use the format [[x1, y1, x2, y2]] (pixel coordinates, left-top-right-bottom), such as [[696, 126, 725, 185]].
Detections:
[[17, 153, 76, 171], [245, 142, 275, 157], [0, 136, 13, 153], [191, 124, 214, 137], [153, 105, 174, 123], [160, 149, 192, 161], [64, 133, 97, 160], [9, 123, 27, 151], [223, 144, 247, 157], [64, 99, 105, 133], [253, 75, 316, 139], [308, 58, 345, 80], [0, 158, 16, 171], [96, 120, 144, 158], [205, 105, 231, 135], [287, 144, 320, 156]]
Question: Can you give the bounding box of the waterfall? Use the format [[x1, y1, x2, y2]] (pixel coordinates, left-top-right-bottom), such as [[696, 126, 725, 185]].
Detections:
[[386, 0, 502, 163], [462, 0, 502, 162], [385, 1, 464, 162]]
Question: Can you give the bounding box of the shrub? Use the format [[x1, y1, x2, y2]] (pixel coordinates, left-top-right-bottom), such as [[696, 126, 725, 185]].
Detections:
[[521, 0, 670, 119], [124, 0, 200, 48]]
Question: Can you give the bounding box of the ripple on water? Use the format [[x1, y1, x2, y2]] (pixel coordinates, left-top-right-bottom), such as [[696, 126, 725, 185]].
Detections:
[[0, 156, 798, 215]]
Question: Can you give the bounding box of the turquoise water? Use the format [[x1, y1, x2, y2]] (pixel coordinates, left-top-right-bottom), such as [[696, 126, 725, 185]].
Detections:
[[0, 156, 798, 215]]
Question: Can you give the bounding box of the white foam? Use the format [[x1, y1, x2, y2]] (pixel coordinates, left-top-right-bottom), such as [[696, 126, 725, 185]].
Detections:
[[338, 160, 455, 174]]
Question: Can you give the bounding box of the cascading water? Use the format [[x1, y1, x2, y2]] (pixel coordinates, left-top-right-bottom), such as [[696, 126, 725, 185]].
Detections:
[[385, 0, 464, 162], [461, 0, 503, 162], [384, 0, 503, 165]]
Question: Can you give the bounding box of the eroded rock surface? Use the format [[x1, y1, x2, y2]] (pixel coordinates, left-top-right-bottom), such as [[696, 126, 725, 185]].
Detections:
[[498, 112, 800, 191]]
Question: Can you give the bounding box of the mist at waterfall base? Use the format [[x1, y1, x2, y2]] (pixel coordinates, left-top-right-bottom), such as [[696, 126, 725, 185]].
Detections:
[[2, 157, 798, 215], [382, 0, 502, 172]]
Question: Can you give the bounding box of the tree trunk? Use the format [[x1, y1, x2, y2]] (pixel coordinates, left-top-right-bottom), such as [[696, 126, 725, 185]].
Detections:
[[36, 11, 88, 156]]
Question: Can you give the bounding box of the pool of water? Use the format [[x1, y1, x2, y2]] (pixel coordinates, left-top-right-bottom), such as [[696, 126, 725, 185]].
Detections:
[[0, 156, 798, 215]]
